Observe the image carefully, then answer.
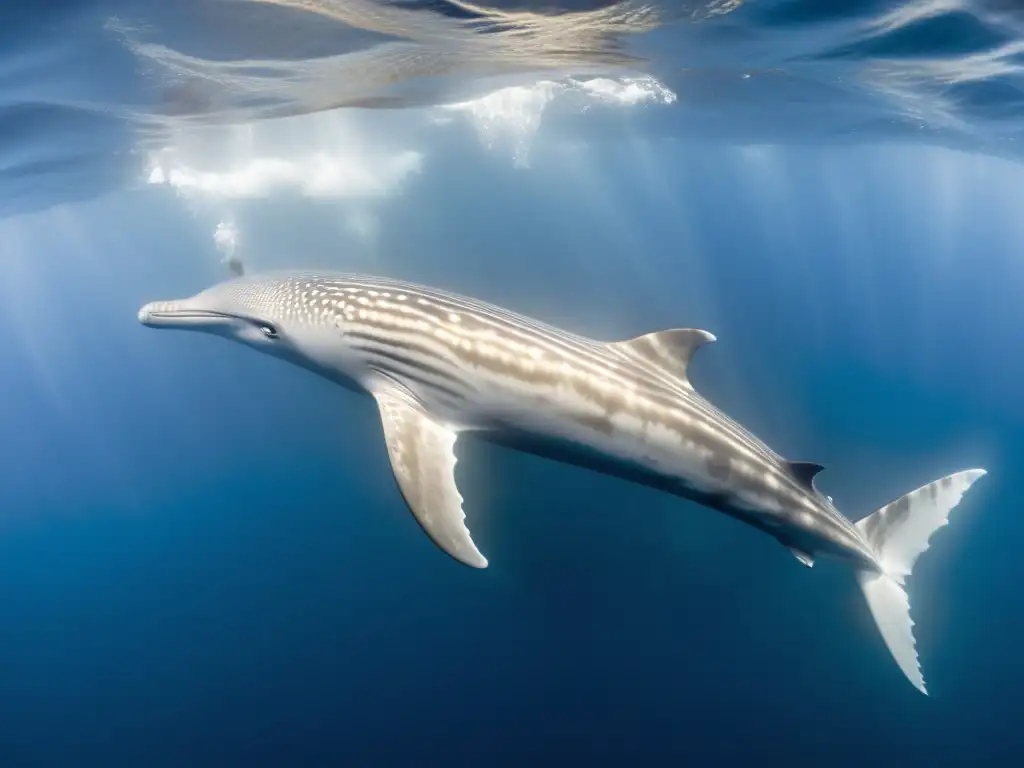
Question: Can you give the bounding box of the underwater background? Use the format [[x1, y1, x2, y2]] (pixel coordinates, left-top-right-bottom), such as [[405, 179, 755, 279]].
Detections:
[[1, 1, 1023, 765]]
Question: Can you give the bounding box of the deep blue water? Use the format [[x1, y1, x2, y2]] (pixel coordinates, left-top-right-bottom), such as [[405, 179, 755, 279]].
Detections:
[[2, 2, 1024, 765]]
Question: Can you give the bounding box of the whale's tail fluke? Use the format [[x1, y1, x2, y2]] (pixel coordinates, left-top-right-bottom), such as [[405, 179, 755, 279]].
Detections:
[[854, 469, 986, 694]]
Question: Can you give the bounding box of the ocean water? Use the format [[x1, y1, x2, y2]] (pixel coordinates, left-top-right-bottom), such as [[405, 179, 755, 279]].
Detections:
[[2, 1, 1024, 765]]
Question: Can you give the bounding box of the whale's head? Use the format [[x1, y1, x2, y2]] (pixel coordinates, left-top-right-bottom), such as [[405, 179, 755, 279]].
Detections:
[[139, 272, 362, 384]]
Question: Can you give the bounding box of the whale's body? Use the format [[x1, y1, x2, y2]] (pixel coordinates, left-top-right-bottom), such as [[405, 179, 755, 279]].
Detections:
[[140, 271, 986, 695]]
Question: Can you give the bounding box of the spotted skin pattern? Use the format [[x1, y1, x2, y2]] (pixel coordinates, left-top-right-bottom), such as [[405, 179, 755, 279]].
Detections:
[[142, 271, 882, 571]]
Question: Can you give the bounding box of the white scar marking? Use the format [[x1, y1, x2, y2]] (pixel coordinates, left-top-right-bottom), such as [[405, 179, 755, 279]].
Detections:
[[646, 420, 683, 447], [610, 411, 642, 433]]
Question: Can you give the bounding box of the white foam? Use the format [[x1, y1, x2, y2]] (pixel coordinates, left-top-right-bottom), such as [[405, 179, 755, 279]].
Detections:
[[147, 147, 423, 200], [141, 107, 427, 273], [443, 82, 562, 167], [578, 76, 677, 107], [214, 220, 238, 255], [442, 75, 676, 166]]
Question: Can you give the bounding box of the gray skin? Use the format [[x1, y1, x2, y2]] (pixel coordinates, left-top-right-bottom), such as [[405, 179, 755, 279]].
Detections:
[[139, 270, 882, 572]]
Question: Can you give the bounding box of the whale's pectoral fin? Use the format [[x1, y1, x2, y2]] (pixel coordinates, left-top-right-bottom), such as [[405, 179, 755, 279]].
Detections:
[[607, 328, 716, 389], [787, 546, 815, 568], [373, 387, 488, 569]]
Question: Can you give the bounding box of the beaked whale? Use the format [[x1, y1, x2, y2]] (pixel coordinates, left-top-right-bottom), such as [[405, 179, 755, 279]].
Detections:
[[139, 270, 986, 694]]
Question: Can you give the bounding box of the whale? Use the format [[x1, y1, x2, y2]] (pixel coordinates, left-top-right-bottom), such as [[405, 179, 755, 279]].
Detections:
[[139, 270, 986, 694]]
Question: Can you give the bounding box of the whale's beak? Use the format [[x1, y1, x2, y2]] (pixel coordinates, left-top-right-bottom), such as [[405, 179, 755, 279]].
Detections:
[[138, 300, 237, 331]]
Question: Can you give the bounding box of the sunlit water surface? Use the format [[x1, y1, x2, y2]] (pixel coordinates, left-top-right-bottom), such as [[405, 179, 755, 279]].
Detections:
[[1, 1, 1024, 766]]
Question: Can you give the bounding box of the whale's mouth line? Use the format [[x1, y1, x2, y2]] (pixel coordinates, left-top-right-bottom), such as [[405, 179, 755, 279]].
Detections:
[[139, 305, 243, 329]]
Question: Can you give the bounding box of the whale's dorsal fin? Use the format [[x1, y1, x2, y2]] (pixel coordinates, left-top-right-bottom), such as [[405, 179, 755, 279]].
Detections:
[[787, 461, 825, 493], [607, 328, 716, 389], [373, 384, 488, 569]]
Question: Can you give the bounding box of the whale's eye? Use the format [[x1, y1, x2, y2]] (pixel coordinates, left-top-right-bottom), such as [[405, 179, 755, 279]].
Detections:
[[258, 323, 279, 339]]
